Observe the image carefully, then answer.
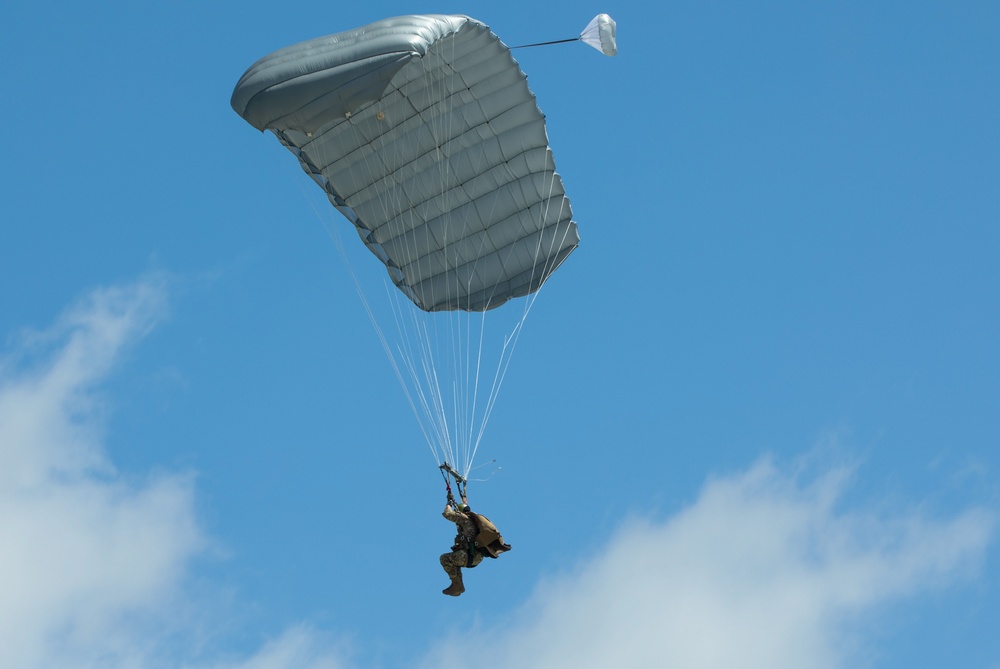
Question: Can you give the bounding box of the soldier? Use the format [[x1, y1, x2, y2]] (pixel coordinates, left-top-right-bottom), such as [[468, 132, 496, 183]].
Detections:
[[440, 499, 511, 596], [440, 501, 482, 596]]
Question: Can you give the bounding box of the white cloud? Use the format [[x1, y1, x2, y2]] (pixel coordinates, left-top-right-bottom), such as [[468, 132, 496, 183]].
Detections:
[[0, 277, 204, 668], [1, 279, 168, 487], [0, 278, 359, 669], [207, 625, 354, 669], [420, 458, 995, 669]]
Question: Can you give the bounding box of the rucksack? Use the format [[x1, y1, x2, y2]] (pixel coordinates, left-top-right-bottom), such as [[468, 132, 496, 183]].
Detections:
[[471, 513, 511, 559]]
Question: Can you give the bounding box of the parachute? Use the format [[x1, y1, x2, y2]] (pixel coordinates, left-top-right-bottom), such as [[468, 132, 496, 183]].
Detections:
[[232, 15, 610, 482], [232, 15, 578, 313]]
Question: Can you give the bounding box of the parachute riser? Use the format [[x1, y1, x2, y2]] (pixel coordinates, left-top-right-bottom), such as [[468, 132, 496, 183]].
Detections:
[[439, 463, 468, 504]]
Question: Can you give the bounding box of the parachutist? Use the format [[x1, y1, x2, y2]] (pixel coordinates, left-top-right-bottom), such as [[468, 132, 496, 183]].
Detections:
[[440, 500, 511, 597]]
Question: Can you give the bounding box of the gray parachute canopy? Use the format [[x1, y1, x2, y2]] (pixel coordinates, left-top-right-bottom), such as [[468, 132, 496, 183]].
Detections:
[[232, 15, 579, 312]]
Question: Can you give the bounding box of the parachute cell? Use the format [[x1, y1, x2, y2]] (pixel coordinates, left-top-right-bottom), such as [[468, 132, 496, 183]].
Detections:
[[231, 15, 579, 312]]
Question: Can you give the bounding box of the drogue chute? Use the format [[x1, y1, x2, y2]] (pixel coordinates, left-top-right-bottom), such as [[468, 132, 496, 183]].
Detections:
[[511, 13, 618, 56], [580, 14, 618, 56]]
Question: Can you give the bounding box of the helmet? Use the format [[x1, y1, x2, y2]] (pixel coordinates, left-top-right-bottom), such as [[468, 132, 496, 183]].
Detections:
[[458, 503, 471, 513]]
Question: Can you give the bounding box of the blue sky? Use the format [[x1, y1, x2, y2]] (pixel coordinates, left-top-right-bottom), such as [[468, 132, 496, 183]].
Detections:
[[2, 1, 999, 668]]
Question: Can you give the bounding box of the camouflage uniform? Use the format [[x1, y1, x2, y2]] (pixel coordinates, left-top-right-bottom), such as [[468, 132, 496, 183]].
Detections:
[[440, 505, 484, 585]]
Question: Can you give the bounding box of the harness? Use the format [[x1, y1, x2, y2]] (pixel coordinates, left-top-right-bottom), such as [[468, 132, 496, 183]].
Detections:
[[441, 463, 478, 567], [453, 517, 481, 568]]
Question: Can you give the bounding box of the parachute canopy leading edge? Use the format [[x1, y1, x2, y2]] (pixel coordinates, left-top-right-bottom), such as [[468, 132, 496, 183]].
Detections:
[[231, 15, 580, 312]]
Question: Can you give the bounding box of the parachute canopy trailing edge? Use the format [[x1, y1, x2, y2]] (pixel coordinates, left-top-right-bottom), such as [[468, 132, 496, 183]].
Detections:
[[231, 15, 581, 312]]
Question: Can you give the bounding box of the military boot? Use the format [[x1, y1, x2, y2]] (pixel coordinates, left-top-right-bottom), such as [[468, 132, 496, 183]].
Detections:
[[442, 572, 465, 596]]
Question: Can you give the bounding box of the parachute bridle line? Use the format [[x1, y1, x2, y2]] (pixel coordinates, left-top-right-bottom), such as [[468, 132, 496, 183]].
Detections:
[[510, 37, 580, 50]]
